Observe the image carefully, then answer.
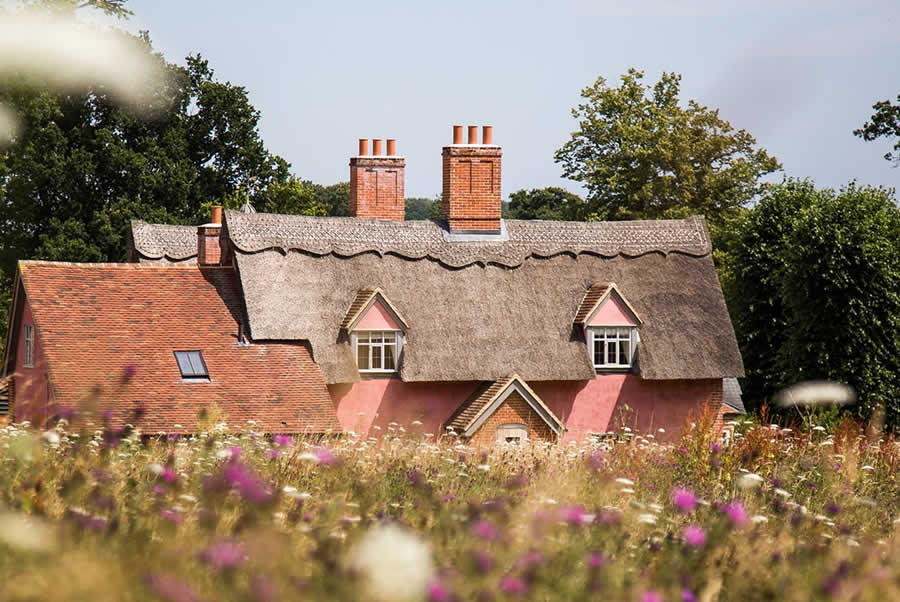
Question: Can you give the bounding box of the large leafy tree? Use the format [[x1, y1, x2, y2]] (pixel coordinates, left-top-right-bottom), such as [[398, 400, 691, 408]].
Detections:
[[855, 94, 900, 165], [724, 180, 900, 425], [555, 69, 780, 225], [507, 187, 584, 221]]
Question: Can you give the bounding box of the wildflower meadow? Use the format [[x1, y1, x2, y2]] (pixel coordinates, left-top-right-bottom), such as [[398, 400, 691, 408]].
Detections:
[[0, 406, 898, 602]]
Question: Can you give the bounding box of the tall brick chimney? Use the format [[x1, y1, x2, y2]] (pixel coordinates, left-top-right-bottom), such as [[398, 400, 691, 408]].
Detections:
[[197, 205, 222, 266], [350, 138, 405, 221], [442, 124, 502, 232]]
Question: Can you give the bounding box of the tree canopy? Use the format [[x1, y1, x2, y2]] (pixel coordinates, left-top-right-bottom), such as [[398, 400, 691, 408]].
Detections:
[[507, 187, 584, 221], [855, 94, 900, 165], [554, 69, 780, 225], [723, 180, 900, 425]]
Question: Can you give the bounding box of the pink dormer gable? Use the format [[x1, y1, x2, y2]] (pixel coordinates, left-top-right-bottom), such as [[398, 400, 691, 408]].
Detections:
[[587, 294, 639, 327], [356, 299, 403, 330]]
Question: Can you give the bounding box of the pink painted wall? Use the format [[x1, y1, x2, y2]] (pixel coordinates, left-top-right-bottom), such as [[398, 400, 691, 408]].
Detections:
[[587, 295, 636, 326], [14, 300, 51, 424], [329, 379, 479, 436], [329, 374, 717, 443], [355, 300, 402, 330]]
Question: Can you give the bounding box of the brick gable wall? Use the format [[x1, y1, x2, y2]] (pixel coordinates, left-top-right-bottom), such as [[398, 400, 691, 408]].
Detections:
[[468, 390, 555, 446]]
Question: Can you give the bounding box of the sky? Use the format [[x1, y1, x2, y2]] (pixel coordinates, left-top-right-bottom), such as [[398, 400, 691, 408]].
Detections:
[[119, 0, 900, 200]]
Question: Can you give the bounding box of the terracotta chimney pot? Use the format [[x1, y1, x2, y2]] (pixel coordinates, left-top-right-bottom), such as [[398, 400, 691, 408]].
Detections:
[[452, 125, 463, 144], [467, 125, 478, 144], [372, 139, 383, 156], [358, 138, 369, 156], [386, 138, 396, 156]]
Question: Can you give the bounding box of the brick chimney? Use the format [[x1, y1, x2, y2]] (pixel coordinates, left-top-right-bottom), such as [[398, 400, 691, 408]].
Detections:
[[197, 205, 222, 266], [442, 124, 502, 232], [350, 138, 405, 221]]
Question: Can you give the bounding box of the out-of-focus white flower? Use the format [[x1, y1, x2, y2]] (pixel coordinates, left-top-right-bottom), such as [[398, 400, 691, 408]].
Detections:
[[147, 463, 164, 475], [477, 464, 490, 472], [615, 477, 634, 486], [0, 513, 56, 552], [861, 465, 875, 472], [347, 524, 433, 601], [620, 488, 635, 494], [774, 488, 791, 498], [737, 473, 764, 489], [297, 452, 321, 463], [812, 426, 826, 432], [775, 380, 856, 407], [750, 515, 769, 524], [637, 514, 657, 524]]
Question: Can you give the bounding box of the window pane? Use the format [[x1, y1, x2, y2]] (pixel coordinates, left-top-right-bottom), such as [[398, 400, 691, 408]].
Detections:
[[187, 352, 207, 376], [383, 343, 395, 370], [371, 344, 382, 369], [357, 342, 369, 370], [607, 340, 617, 364], [593, 338, 603, 365], [619, 340, 629, 365], [175, 352, 193, 375], [369, 332, 383, 344]]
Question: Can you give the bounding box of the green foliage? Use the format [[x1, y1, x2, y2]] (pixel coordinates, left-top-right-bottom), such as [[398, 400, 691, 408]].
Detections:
[[404, 197, 435, 221], [724, 180, 900, 425], [507, 187, 584, 220], [25, 0, 132, 18], [257, 177, 329, 216], [0, 40, 293, 345], [554, 69, 780, 225], [854, 94, 900, 165]]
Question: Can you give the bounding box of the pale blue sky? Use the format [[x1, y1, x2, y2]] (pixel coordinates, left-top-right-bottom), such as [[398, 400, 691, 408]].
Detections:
[[124, 0, 900, 200]]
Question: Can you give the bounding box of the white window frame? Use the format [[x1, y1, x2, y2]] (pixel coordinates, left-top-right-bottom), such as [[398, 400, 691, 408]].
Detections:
[[23, 324, 34, 368], [496, 423, 529, 445], [588, 326, 637, 370], [352, 330, 404, 374]]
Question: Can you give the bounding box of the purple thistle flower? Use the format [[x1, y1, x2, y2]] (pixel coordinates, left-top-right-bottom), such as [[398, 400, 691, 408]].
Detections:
[[682, 525, 707, 547], [266, 449, 281, 459], [159, 509, 183, 524], [273, 434, 293, 448], [517, 549, 543, 569], [642, 590, 663, 602], [825, 501, 841, 516], [428, 579, 451, 601], [672, 487, 697, 513], [223, 459, 274, 504], [161, 468, 177, 483], [722, 501, 747, 529], [441, 493, 457, 502], [144, 572, 200, 602], [473, 519, 499, 540], [681, 589, 697, 602], [499, 576, 527, 594], [250, 574, 277, 602], [587, 552, 609, 568], [200, 539, 246, 571], [561, 504, 590, 525], [122, 363, 138, 383], [314, 447, 338, 465]]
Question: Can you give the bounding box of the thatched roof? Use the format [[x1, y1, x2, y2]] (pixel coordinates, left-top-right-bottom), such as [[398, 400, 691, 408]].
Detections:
[[445, 374, 563, 437], [129, 220, 197, 263], [227, 211, 744, 384]]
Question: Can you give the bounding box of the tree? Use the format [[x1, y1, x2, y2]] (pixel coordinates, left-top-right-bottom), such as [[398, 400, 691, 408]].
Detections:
[[405, 197, 435, 221], [724, 180, 900, 425], [0, 38, 292, 345], [554, 69, 780, 225], [507, 187, 584, 221], [854, 94, 900, 165]]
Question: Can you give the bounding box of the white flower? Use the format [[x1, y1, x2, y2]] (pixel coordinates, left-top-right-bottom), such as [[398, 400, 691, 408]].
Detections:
[[347, 524, 433, 601], [620, 488, 635, 494], [147, 463, 164, 475], [41, 431, 60, 446], [0, 513, 56, 552], [812, 426, 826, 432], [637, 514, 657, 524], [737, 473, 764, 489], [615, 477, 634, 486], [477, 464, 490, 472], [861, 465, 875, 472], [178, 494, 197, 503], [775, 381, 856, 407], [297, 452, 321, 463], [774, 488, 791, 498], [283, 485, 298, 493], [750, 515, 769, 524]]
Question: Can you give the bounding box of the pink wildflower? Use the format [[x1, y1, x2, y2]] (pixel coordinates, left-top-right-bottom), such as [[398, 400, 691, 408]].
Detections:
[[682, 524, 707, 547], [722, 501, 747, 529], [672, 487, 697, 512]]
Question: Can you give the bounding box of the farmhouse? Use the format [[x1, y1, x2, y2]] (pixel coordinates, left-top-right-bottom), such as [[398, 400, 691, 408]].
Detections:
[[2, 126, 744, 443]]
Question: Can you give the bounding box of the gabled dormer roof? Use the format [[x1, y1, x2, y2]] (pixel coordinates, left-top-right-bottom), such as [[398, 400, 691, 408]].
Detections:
[[445, 374, 564, 438], [341, 288, 409, 332], [574, 282, 643, 326]]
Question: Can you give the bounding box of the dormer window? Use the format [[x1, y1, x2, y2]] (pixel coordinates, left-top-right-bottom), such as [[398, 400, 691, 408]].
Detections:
[[342, 288, 409, 375], [574, 282, 642, 373], [355, 331, 401, 372]]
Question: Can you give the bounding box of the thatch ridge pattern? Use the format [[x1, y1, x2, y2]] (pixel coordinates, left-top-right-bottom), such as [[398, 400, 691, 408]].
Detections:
[[223, 212, 712, 268], [131, 220, 198, 260]]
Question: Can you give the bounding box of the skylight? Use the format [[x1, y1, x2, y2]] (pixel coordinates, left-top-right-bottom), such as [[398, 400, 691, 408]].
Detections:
[[174, 350, 209, 380]]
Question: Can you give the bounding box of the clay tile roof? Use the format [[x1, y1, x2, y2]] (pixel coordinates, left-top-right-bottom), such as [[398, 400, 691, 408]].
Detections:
[[16, 261, 339, 434], [130, 220, 197, 262], [340, 288, 409, 331], [445, 375, 563, 436]]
